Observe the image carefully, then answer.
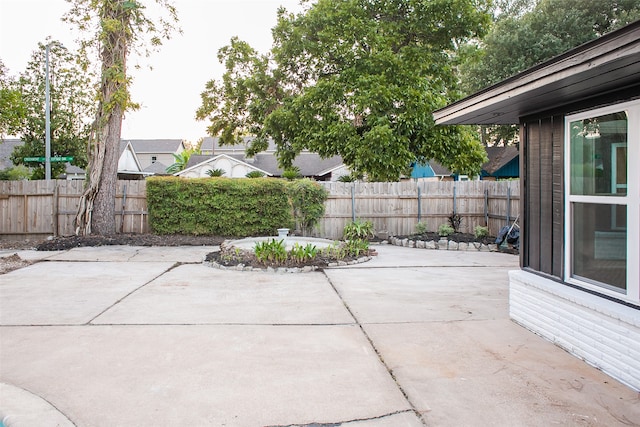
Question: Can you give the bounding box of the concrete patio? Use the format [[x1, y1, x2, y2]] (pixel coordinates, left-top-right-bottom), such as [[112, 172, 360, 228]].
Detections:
[[0, 244, 638, 426]]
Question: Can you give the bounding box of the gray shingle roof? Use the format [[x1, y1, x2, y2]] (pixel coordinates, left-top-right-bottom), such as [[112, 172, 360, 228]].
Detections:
[[482, 146, 519, 175], [143, 161, 169, 174], [125, 139, 185, 154], [200, 136, 278, 154], [0, 139, 23, 169]]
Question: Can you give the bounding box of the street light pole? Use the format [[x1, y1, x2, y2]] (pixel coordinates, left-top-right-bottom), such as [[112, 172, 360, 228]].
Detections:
[[45, 44, 51, 181]]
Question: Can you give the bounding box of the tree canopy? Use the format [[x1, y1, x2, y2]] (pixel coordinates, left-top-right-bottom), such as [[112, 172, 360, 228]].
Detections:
[[459, 0, 640, 146], [0, 59, 26, 139], [197, 0, 492, 181], [462, 0, 640, 94], [8, 41, 94, 179]]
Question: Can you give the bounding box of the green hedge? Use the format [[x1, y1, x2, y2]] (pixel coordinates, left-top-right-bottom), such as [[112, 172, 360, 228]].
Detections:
[[147, 177, 294, 237]]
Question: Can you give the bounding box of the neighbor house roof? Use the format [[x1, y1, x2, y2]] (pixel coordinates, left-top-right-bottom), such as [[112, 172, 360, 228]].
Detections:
[[482, 146, 519, 175], [126, 139, 185, 154], [143, 161, 169, 174], [251, 153, 344, 177], [178, 153, 272, 177], [200, 136, 278, 154], [434, 20, 640, 125]]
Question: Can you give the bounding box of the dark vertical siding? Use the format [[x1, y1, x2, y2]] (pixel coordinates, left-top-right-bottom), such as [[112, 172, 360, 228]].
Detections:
[[522, 114, 564, 279], [552, 117, 564, 279]]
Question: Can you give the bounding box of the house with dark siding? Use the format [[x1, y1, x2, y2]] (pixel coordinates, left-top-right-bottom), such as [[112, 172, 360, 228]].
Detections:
[[434, 21, 640, 391]]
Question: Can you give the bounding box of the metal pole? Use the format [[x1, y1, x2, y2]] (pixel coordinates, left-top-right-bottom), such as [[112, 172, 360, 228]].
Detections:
[[45, 44, 51, 181]]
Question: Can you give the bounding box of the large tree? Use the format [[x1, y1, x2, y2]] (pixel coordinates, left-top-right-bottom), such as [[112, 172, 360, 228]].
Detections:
[[459, 0, 640, 146], [197, 0, 492, 182], [65, 0, 178, 235], [0, 59, 26, 139], [9, 41, 93, 179]]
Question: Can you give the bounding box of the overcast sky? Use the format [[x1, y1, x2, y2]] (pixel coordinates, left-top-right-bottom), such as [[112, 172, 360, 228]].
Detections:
[[0, 0, 307, 144]]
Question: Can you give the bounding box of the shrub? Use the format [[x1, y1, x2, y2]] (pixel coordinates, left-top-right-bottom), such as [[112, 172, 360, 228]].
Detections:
[[147, 177, 293, 236], [286, 179, 328, 236], [343, 219, 375, 240], [245, 170, 265, 178], [282, 166, 302, 180], [448, 211, 462, 232], [337, 174, 355, 182], [206, 168, 226, 177], [474, 225, 489, 239], [415, 221, 428, 235], [438, 224, 455, 237]]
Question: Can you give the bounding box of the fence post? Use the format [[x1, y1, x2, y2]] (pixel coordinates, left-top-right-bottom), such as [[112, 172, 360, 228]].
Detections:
[[417, 186, 422, 222], [351, 184, 356, 222], [453, 184, 457, 214], [53, 181, 59, 236], [506, 185, 511, 227], [120, 183, 128, 233], [484, 188, 489, 227]]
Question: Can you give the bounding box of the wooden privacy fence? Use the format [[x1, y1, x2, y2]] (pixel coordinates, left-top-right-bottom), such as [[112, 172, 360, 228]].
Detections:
[[0, 180, 148, 238], [315, 180, 520, 239], [0, 179, 519, 240]]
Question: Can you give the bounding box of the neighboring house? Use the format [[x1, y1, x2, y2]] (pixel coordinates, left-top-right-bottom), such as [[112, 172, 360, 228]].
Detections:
[[195, 136, 349, 181], [0, 139, 23, 170], [126, 139, 185, 170], [178, 153, 272, 178], [410, 160, 455, 181], [434, 22, 640, 390], [481, 146, 519, 180], [200, 136, 277, 155]]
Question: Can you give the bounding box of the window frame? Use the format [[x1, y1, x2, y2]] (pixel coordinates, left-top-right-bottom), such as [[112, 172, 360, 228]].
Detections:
[[564, 100, 640, 304]]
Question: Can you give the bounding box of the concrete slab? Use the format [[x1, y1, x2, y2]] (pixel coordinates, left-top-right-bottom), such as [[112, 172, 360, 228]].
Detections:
[[364, 320, 640, 426], [93, 264, 354, 325], [0, 383, 75, 427], [0, 250, 65, 261], [0, 325, 412, 426], [45, 245, 144, 262], [326, 266, 511, 323], [0, 261, 174, 325], [129, 246, 219, 263], [345, 244, 520, 268]]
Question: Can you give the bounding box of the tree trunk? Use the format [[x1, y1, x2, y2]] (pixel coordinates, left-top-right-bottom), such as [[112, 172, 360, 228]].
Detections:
[[75, 2, 128, 236], [90, 105, 122, 234]]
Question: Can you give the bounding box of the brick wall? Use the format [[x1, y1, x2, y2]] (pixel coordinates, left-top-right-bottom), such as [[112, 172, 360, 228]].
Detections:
[[509, 270, 640, 391]]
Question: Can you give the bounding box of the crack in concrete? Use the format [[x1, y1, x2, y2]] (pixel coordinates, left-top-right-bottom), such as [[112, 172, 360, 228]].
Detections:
[[86, 262, 182, 325], [264, 409, 416, 427], [322, 272, 427, 426]]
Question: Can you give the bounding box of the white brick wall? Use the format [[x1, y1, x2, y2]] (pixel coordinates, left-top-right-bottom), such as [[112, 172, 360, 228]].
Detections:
[[509, 270, 640, 391]]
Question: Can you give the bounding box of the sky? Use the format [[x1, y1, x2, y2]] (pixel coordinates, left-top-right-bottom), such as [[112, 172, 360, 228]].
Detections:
[[0, 0, 308, 145]]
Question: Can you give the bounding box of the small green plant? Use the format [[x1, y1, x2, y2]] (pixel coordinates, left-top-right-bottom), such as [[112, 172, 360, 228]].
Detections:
[[245, 170, 265, 178], [282, 166, 302, 180], [322, 242, 347, 259], [438, 224, 455, 237], [337, 174, 355, 182], [415, 221, 428, 235], [290, 243, 319, 262], [343, 219, 375, 240], [206, 168, 226, 177], [344, 238, 370, 257], [448, 211, 462, 232], [254, 239, 287, 264], [474, 225, 489, 239]]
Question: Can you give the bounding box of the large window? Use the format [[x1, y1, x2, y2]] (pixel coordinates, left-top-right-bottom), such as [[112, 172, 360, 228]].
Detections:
[[565, 101, 639, 303]]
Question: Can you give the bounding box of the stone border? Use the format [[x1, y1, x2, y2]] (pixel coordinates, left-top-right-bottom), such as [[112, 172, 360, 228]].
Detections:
[[388, 236, 500, 252], [203, 256, 372, 273], [203, 239, 373, 273]]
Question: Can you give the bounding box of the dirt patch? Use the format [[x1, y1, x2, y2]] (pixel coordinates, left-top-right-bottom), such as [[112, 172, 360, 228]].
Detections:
[[33, 234, 227, 251], [0, 254, 33, 275]]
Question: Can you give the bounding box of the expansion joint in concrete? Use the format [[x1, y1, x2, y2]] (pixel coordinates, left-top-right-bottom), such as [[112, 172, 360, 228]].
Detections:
[[322, 271, 427, 426]]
